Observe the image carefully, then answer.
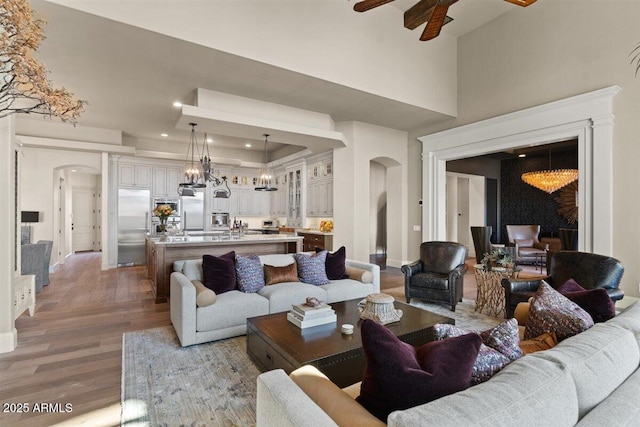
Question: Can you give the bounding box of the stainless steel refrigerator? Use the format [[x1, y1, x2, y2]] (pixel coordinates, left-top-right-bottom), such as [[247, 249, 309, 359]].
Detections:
[[118, 188, 150, 266], [181, 189, 205, 231]]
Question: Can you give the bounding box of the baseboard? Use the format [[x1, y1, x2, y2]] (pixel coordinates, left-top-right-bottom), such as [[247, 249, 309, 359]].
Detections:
[[386, 258, 403, 268], [0, 328, 17, 353]]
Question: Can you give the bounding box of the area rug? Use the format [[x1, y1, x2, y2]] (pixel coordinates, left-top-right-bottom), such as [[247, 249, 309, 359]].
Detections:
[[385, 286, 504, 331], [121, 327, 259, 426], [121, 302, 503, 426]]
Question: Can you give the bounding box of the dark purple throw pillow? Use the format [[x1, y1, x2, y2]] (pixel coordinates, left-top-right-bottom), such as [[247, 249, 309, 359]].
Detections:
[[202, 251, 237, 294], [356, 319, 481, 422], [557, 278, 616, 323], [316, 246, 349, 280]]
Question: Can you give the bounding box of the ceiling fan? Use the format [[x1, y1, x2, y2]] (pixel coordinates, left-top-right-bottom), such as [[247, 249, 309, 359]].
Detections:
[[353, 0, 537, 41]]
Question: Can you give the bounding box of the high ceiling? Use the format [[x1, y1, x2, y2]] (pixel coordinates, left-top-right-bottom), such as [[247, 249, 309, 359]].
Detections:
[[23, 0, 518, 156]]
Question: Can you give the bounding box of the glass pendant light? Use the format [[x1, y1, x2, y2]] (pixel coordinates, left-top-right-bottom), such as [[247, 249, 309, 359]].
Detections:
[[521, 147, 578, 194], [178, 123, 205, 196]]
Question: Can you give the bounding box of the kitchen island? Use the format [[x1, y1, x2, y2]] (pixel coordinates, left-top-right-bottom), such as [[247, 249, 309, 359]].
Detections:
[[146, 234, 303, 303]]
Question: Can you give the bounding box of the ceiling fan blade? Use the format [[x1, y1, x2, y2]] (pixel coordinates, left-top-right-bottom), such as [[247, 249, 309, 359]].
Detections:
[[420, 1, 458, 41], [404, 0, 438, 30], [353, 0, 396, 12], [504, 0, 537, 6]]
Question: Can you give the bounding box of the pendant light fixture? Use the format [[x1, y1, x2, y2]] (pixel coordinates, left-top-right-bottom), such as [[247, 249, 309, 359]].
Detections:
[[521, 147, 578, 194], [255, 134, 277, 192], [178, 123, 205, 196], [200, 132, 213, 183]]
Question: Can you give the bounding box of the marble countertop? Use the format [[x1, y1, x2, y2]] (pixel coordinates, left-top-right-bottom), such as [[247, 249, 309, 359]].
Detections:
[[147, 233, 303, 246]]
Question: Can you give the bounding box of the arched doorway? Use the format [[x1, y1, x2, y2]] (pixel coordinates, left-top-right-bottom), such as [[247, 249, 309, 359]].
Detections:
[[369, 157, 402, 269]]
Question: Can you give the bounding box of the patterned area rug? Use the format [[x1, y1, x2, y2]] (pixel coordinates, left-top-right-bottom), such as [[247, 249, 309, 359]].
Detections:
[[385, 287, 504, 331], [121, 327, 259, 426], [121, 301, 503, 426]]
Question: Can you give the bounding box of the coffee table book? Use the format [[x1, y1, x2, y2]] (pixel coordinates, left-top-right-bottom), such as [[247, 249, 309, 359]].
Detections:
[[291, 303, 333, 318], [287, 311, 337, 329]]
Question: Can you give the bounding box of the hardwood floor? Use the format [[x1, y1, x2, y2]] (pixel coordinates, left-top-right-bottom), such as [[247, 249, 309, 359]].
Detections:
[[0, 253, 526, 426], [0, 252, 170, 427]]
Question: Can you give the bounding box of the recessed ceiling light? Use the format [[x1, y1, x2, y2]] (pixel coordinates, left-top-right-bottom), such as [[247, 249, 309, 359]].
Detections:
[[71, 169, 77, 172], [206, 137, 213, 143], [161, 133, 169, 137], [172, 101, 182, 108], [518, 154, 526, 158], [245, 143, 252, 148]]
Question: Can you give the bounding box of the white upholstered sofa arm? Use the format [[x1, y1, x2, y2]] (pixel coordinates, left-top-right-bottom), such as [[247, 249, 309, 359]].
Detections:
[[170, 272, 197, 347], [257, 369, 337, 427], [346, 259, 380, 293]]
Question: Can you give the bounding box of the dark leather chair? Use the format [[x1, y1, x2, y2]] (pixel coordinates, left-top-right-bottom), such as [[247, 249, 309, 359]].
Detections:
[[502, 251, 624, 318], [401, 241, 467, 311]]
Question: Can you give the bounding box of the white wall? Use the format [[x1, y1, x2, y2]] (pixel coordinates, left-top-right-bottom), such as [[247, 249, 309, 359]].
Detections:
[[415, 0, 640, 297], [19, 147, 102, 266], [0, 116, 17, 353], [48, 0, 457, 117], [334, 122, 408, 266]]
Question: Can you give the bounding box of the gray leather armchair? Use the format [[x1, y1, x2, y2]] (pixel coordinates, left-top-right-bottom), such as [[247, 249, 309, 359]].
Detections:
[[401, 241, 467, 311], [21, 240, 53, 292], [502, 251, 624, 318], [506, 225, 548, 264]]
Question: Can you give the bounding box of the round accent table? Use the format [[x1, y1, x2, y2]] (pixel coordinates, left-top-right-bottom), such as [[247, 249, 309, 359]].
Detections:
[[473, 265, 521, 318]]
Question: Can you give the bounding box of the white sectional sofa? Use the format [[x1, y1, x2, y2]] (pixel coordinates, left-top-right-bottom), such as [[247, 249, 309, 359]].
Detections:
[[170, 253, 380, 347], [256, 301, 640, 426]]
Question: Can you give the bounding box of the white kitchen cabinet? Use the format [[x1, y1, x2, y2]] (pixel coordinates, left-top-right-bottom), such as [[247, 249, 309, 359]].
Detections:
[[237, 189, 253, 216], [306, 179, 332, 217], [286, 165, 305, 228], [211, 195, 230, 213], [252, 191, 270, 216], [152, 166, 181, 197], [119, 164, 151, 188]]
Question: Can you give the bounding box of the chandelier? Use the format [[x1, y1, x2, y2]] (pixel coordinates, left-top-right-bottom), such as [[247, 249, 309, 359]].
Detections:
[[521, 148, 578, 194], [255, 134, 277, 192], [178, 123, 205, 196]]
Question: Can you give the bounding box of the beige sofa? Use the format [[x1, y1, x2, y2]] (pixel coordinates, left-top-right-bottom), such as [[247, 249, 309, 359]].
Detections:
[[170, 253, 380, 347], [257, 301, 640, 426]]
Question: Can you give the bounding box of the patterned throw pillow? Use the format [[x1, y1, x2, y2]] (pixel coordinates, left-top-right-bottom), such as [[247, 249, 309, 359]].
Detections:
[[235, 254, 265, 293], [480, 318, 522, 362], [357, 319, 481, 422], [524, 281, 594, 341], [294, 251, 330, 285], [433, 323, 514, 385]]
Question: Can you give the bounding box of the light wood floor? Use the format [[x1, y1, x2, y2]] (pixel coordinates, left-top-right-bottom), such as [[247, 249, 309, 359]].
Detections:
[[0, 253, 535, 426]]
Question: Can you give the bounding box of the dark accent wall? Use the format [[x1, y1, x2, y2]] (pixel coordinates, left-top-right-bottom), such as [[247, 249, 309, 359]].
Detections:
[[500, 149, 577, 243]]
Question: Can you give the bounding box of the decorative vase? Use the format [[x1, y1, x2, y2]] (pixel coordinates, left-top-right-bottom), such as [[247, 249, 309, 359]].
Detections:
[[159, 218, 167, 233]]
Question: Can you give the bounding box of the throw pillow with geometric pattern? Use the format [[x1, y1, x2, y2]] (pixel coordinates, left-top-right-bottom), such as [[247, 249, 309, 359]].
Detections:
[[524, 281, 594, 341], [235, 254, 265, 293], [433, 323, 512, 385], [480, 318, 522, 362], [294, 251, 330, 285]]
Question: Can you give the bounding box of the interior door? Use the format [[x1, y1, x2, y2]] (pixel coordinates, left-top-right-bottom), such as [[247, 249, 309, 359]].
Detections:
[[72, 187, 96, 252]]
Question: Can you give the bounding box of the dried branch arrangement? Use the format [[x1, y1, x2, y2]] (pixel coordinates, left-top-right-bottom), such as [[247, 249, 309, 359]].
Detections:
[[1, 0, 85, 123], [555, 180, 578, 224]]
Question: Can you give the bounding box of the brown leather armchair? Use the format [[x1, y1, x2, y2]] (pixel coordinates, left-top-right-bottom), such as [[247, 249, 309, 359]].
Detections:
[[506, 225, 548, 265], [501, 251, 624, 318], [401, 241, 467, 311]]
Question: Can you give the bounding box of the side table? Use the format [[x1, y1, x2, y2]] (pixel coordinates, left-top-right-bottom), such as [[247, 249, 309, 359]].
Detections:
[[473, 265, 521, 318]]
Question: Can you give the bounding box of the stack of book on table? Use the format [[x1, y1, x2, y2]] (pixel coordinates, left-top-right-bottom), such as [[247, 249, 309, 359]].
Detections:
[[287, 303, 337, 329]]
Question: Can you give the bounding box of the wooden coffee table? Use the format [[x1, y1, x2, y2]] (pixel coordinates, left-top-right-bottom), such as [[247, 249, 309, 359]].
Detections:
[[246, 298, 454, 388]]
